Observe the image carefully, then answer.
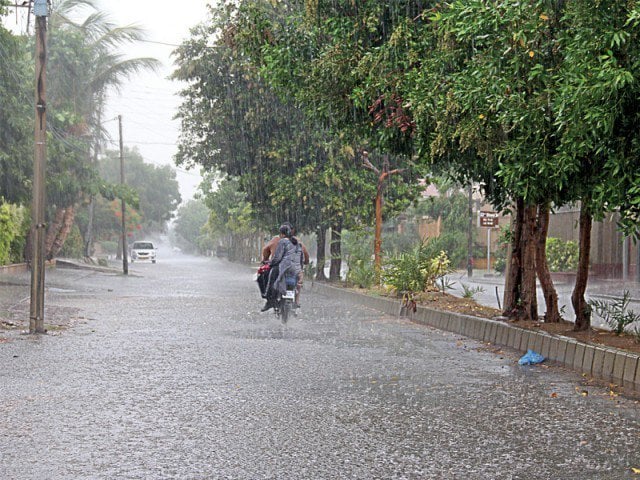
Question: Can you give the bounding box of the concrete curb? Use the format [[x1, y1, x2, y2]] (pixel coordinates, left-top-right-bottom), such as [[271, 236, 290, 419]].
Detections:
[[0, 260, 56, 276], [310, 281, 640, 391], [0, 263, 28, 275]]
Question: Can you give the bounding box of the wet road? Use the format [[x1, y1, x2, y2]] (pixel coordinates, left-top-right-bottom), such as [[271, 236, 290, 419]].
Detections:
[[1, 252, 639, 479]]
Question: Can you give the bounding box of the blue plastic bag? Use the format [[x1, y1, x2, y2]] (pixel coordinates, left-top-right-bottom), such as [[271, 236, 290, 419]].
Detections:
[[518, 349, 545, 365]]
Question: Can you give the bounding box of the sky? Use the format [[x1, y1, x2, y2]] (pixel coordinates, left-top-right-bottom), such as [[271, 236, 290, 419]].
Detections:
[[2, 0, 213, 203], [98, 0, 212, 203]]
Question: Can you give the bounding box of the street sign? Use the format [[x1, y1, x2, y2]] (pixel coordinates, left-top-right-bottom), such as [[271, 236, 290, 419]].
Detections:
[[479, 211, 499, 227]]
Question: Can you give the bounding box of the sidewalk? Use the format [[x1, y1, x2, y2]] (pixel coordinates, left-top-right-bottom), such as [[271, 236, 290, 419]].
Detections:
[[447, 270, 640, 331]]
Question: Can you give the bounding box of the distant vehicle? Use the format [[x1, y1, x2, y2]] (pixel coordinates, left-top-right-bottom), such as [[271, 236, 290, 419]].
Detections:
[[130, 241, 157, 263]]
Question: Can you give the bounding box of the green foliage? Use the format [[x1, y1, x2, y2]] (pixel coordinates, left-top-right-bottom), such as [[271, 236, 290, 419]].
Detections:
[[100, 148, 181, 233], [0, 201, 25, 265], [492, 225, 512, 274], [382, 245, 453, 295], [173, 199, 211, 254], [461, 283, 485, 300], [382, 188, 472, 268], [59, 224, 83, 258], [173, 1, 422, 238], [343, 229, 375, 288], [545, 237, 579, 272], [98, 240, 118, 255], [590, 291, 640, 335], [0, 25, 32, 204]]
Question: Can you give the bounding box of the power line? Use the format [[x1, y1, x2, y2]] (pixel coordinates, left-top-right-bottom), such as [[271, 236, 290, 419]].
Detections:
[[138, 39, 182, 48]]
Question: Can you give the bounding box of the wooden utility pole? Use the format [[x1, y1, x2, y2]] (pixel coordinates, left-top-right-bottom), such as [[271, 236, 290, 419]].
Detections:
[[118, 115, 128, 275], [467, 183, 474, 278], [29, 0, 48, 334], [361, 151, 404, 282]]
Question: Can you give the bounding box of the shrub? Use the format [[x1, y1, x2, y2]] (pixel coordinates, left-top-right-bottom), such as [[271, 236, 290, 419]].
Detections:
[[590, 291, 640, 335], [343, 229, 375, 288], [0, 202, 25, 265], [99, 240, 118, 255], [59, 224, 84, 258], [546, 237, 579, 272], [382, 244, 453, 295], [492, 226, 512, 274]]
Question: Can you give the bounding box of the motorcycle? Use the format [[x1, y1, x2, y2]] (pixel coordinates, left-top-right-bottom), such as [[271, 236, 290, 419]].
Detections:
[[274, 274, 297, 323]]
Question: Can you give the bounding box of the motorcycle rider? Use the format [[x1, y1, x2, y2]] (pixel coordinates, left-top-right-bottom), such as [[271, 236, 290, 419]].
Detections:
[[261, 222, 309, 308], [261, 224, 304, 312]]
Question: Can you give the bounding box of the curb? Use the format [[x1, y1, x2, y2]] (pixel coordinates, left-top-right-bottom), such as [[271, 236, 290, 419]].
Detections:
[[0, 260, 56, 276], [310, 281, 640, 391]]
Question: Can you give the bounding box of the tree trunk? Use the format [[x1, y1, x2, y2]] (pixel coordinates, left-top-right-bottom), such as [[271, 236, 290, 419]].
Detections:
[[535, 203, 561, 323], [520, 204, 538, 321], [572, 201, 592, 331], [503, 198, 524, 316], [84, 197, 95, 257], [315, 225, 327, 281], [45, 207, 66, 256], [47, 205, 76, 260], [373, 180, 383, 281], [329, 224, 342, 282], [502, 199, 538, 321]]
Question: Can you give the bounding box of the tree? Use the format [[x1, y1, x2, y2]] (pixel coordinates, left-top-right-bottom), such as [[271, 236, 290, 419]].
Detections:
[[99, 147, 181, 234], [46, 0, 160, 258], [553, 0, 640, 330], [172, 199, 211, 254], [0, 18, 32, 204], [228, 0, 424, 278], [402, 1, 573, 322]]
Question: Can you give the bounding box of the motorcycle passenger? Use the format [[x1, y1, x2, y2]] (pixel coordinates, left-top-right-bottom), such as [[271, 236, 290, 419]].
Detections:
[[261, 224, 303, 312], [261, 222, 309, 308]]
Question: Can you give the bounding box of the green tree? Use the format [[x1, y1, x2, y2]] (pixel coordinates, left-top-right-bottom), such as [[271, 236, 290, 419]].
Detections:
[[554, 0, 640, 330], [0, 16, 32, 204], [172, 199, 211, 254], [178, 1, 424, 276], [45, 0, 159, 258], [99, 147, 181, 234]]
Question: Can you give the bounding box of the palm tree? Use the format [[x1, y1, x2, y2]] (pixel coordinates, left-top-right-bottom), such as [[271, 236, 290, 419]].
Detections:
[[44, 0, 160, 258]]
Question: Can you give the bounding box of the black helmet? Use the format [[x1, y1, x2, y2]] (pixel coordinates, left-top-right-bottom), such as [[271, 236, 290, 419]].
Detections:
[[279, 224, 292, 237]]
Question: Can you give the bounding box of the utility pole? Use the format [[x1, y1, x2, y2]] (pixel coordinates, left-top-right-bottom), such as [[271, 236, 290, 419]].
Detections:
[[467, 182, 474, 278], [118, 115, 128, 275], [29, 0, 48, 334]]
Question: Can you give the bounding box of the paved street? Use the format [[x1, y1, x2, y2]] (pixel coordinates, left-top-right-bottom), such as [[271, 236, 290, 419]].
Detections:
[[1, 251, 639, 479]]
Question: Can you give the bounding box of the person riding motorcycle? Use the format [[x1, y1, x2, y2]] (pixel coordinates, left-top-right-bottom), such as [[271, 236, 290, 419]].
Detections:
[[261, 224, 304, 312], [260, 222, 309, 308]]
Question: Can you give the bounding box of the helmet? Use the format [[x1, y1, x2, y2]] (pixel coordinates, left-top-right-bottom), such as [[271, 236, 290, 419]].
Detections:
[[279, 224, 292, 237]]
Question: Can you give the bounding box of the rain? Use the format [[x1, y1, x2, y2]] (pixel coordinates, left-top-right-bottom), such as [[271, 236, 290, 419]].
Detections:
[[1, 1, 640, 478]]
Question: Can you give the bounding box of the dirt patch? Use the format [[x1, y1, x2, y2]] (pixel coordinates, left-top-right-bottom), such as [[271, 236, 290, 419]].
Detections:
[[0, 303, 84, 336], [348, 286, 640, 356]]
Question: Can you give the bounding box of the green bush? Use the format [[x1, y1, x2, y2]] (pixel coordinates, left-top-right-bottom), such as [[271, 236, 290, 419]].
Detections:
[[0, 202, 25, 266], [382, 244, 453, 294], [343, 229, 375, 288], [99, 240, 119, 255], [546, 237, 579, 272], [492, 225, 512, 274], [59, 224, 84, 258], [346, 259, 375, 288], [590, 291, 640, 335]]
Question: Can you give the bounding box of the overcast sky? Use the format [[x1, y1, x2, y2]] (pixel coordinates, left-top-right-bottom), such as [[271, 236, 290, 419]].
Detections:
[[99, 0, 212, 203]]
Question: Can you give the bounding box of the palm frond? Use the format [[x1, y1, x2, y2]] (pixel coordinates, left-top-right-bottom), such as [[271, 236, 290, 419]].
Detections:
[[52, 0, 98, 16], [92, 25, 150, 50], [91, 57, 162, 94], [80, 11, 116, 38]]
